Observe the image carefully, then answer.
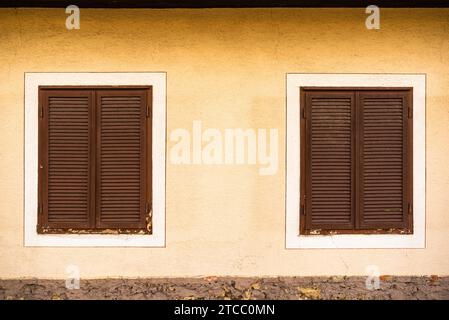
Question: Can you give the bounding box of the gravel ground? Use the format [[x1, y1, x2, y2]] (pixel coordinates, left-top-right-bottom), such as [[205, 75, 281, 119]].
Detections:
[[1, 276, 448, 300]]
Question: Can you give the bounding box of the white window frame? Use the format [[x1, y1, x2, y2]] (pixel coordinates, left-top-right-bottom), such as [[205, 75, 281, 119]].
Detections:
[[286, 73, 426, 249], [24, 72, 166, 247]]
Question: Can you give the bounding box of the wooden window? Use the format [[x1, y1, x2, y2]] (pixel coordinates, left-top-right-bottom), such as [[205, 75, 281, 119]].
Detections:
[[37, 87, 152, 234], [300, 88, 413, 235]]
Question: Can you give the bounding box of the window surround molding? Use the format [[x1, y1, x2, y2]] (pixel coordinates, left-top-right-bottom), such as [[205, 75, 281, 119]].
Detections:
[[24, 72, 166, 247], [286, 73, 426, 249]]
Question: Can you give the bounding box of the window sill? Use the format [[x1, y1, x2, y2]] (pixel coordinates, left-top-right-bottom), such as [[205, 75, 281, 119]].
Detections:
[[25, 233, 164, 247], [287, 233, 424, 249]]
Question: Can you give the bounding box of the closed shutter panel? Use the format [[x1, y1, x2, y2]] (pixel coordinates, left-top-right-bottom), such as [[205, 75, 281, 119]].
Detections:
[[358, 91, 412, 229], [39, 90, 94, 230], [304, 91, 355, 231], [96, 90, 148, 229]]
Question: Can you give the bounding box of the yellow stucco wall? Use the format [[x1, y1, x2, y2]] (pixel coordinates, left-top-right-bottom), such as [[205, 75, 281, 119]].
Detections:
[[0, 8, 449, 278]]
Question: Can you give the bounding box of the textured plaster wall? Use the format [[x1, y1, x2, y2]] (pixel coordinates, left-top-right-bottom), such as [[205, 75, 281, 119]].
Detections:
[[0, 8, 449, 278]]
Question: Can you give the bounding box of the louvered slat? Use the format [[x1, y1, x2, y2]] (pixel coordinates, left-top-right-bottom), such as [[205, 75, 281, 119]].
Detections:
[[306, 92, 354, 230], [359, 92, 409, 228], [96, 91, 147, 229], [44, 92, 93, 228]]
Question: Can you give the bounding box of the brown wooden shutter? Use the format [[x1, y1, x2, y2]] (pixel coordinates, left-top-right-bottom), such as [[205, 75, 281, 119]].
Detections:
[[96, 89, 149, 229], [303, 91, 355, 231], [301, 88, 413, 235], [358, 91, 412, 230], [38, 90, 95, 230]]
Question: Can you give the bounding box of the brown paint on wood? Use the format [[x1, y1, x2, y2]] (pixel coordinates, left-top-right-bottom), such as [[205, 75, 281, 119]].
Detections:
[[300, 87, 413, 235], [37, 87, 152, 234]]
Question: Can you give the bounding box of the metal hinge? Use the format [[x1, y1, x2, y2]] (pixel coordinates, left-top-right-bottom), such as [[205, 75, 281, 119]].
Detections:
[[302, 108, 306, 119], [39, 105, 44, 118], [146, 105, 151, 118], [38, 202, 43, 215]]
